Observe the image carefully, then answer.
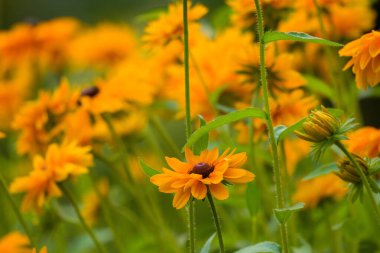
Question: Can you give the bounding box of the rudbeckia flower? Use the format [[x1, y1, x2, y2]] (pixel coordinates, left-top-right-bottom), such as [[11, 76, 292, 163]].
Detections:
[[9, 141, 93, 211], [150, 147, 255, 209], [346, 127, 380, 158], [339, 30, 380, 90]]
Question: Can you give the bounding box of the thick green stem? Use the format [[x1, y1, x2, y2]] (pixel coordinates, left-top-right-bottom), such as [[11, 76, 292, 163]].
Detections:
[[59, 183, 106, 253], [207, 191, 224, 253], [252, 0, 290, 252], [335, 141, 380, 226], [183, 1, 195, 252], [0, 172, 35, 248]]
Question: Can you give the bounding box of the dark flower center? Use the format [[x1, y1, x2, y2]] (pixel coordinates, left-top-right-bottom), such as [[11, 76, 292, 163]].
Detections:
[[189, 162, 214, 179], [80, 86, 100, 98]]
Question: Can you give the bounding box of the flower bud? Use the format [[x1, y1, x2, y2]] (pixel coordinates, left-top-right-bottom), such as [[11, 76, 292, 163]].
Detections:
[[336, 154, 369, 184], [296, 106, 340, 143]]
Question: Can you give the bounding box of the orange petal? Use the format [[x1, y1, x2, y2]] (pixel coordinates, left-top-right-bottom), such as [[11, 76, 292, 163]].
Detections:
[[191, 181, 207, 200], [173, 188, 191, 209], [224, 170, 255, 184], [165, 157, 191, 173], [209, 184, 229, 200]]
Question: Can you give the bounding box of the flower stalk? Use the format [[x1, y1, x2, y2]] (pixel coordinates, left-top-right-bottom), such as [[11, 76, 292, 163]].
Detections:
[[335, 141, 380, 226], [182, 0, 195, 252], [207, 189, 224, 253], [59, 183, 106, 253], [252, 0, 290, 252]]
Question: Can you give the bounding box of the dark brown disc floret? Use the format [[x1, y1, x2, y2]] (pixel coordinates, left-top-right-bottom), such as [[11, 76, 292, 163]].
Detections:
[[189, 162, 214, 179]]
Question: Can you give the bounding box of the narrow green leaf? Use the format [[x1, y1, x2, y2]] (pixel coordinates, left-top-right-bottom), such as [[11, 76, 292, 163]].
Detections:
[[235, 241, 281, 253], [246, 182, 261, 217], [304, 75, 334, 100], [139, 159, 160, 177], [275, 118, 306, 145], [273, 202, 305, 224], [200, 233, 216, 253], [194, 115, 209, 155], [274, 125, 287, 145], [303, 163, 339, 180], [184, 108, 267, 150], [264, 31, 342, 47], [369, 157, 380, 175]]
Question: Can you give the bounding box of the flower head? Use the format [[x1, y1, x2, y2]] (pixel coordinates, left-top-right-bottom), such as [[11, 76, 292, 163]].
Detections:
[[150, 147, 254, 209], [9, 141, 93, 211], [336, 154, 368, 184], [339, 31, 380, 90], [293, 174, 347, 208]]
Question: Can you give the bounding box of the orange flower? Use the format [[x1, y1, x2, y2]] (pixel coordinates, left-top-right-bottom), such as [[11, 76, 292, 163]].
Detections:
[[293, 174, 347, 208], [143, 1, 207, 48], [10, 141, 93, 211], [0, 232, 30, 253], [346, 127, 380, 158], [0, 131, 4, 138], [339, 31, 380, 89], [32, 247, 48, 253], [150, 147, 254, 209]]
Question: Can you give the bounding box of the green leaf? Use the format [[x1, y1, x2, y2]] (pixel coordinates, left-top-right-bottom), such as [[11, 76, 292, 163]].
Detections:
[[369, 157, 380, 175], [184, 108, 266, 150], [273, 202, 305, 224], [194, 115, 209, 155], [264, 31, 342, 47], [304, 75, 334, 100], [200, 233, 216, 253], [274, 125, 287, 144], [275, 118, 306, 145], [235, 241, 281, 253], [139, 159, 160, 177], [303, 163, 339, 180], [246, 182, 261, 217]]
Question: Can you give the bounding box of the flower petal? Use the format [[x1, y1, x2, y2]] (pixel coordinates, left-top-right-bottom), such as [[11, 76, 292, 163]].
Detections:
[[191, 181, 207, 200], [173, 188, 191, 209], [209, 184, 229, 200]]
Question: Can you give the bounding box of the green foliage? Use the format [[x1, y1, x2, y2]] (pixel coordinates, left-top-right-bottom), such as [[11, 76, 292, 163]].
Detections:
[[246, 181, 261, 217], [304, 75, 334, 100], [193, 115, 209, 155], [235, 241, 281, 253], [273, 202, 305, 224], [139, 160, 160, 177], [200, 233, 216, 253], [264, 31, 342, 47], [184, 108, 267, 150], [303, 163, 339, 180]]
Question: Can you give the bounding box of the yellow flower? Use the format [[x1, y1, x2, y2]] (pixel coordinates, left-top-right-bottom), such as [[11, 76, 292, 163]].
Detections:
[[143, 1, 207, 48], [0, 131, 4, 138], [339, 31, 380, 90], [12, 79, 79, 155], [346, 127, 380, 158], [293, 174, 347, 208], [9, 141, 93, 211], [0, 232, 31, 253], [69, 23, 136, 68], [150, 147, 254, 209]]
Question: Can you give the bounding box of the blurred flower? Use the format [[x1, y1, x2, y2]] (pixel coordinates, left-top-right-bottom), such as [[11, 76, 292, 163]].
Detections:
[[0, 17, 79, 69], [236, 90, 317, 142], [69, 23, 136, 68], [9, 141, 93, 211], [293, 174, 347, 208], [339, 30, 380, 90], [346, 127, 380, 158], [150, 147, 254, 209], [143, 1, 207, 48], [0, 131, 4, 138], [0, 232, 30, 253], [12, 79, 79, 155]]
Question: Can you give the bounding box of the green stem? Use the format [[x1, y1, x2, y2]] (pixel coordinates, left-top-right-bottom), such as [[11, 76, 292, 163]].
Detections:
[[0, 172, 36, 248], [183, 1, 195, 252], [335, 141, 380, 226], [59, 183, 106, 253], [323, 203, 342, 253], [207, 191, 224, 253], [102, 113, 134, 183], [252, 0, 290, 252]]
